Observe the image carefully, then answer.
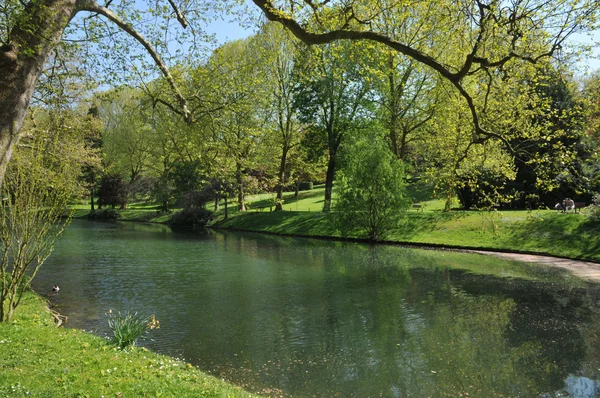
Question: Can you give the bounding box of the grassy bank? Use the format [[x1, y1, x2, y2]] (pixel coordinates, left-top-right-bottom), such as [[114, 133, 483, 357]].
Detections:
[[215, 208, 600, 262], [0, 292, 256, 397], [71, 185, 600, 262], [208, 185, 600, 262]]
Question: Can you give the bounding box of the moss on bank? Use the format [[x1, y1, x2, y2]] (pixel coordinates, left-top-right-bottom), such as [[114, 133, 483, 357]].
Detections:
[[0, 292, 256, 397]]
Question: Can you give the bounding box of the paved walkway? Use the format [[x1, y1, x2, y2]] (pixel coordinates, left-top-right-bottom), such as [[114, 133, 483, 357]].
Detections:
[[472, 251, 600, 282]]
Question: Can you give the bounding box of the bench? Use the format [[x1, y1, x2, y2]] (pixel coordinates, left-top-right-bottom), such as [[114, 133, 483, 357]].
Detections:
[[412, 204, 423, 212], [574, 202, 586, 213]]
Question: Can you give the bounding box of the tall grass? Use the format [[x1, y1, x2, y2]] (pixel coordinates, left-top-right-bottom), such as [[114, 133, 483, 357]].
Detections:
[[106, 311, 159, 349]]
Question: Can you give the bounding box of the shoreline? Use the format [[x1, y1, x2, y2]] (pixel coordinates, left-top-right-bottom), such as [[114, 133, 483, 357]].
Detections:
[[1, 289, 257, 397], [211, 224, 600, 281], [71, 211, 600, 280]]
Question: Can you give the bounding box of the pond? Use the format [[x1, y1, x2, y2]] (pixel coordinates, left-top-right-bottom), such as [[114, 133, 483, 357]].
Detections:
[[34, 220, 600, 397]]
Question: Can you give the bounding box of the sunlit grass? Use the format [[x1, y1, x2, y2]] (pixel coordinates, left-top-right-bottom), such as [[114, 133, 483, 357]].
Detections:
[[0, 292, 257, 397]]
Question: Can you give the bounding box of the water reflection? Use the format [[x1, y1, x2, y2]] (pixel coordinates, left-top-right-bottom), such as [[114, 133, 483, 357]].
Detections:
[[34, 220, 600, 397]]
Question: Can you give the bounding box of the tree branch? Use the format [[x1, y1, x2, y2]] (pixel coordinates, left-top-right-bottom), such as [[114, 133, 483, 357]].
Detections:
[[166, 0, 188, 29], [251, 0, 516, 148], [76, 0, 191, 122], [251, 0, 459, 83]]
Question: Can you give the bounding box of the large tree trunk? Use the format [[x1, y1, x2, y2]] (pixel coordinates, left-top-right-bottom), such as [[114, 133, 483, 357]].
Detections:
[[275, 145, 289, 211], [389, 114, 399, 157], [0, 0, 77, 186], [399, 126, 409, 161], [90, 187, 95, 211], [323, 153, 336, 213], [236, 164, 246, 212], [387, 60, 399, 158]]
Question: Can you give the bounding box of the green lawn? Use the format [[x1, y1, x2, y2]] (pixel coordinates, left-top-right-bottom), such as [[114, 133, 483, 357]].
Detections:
[[0, 292, 257, 397], [212, 185, 600, 262]]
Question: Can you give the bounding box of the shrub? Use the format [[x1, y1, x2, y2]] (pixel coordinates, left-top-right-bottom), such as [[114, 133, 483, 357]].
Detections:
[[169, 207, 214, 227], [97, 174, 129, 209], [588, 194, 600, 222], [87, 208, 120, 220], [298, 181, 313, 191], [106, 311, 159, 350], [334, 137, 410, 241]]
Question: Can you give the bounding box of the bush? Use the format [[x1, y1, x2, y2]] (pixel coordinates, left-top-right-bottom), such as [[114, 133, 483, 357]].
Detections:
[[298, 181, 313, 191], [87, 208, 120, 220], [588, 194, 600, 222], [106, 311, 159, 350], [97, 174, 129, 209], [169, 207, 213, 227], [334, 137, 410, 241]]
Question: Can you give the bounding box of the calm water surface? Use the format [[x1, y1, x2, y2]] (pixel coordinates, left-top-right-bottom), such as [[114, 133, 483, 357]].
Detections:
[[34, 220, 600, 397]]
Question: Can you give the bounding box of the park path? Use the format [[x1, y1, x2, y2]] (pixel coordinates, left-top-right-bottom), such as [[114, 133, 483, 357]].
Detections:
[[472, 250, 600, 282]]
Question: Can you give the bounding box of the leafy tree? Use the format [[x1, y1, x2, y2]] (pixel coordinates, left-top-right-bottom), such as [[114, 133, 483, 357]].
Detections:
[[144, 106, 191, 211], [0, 154, 72, 322], [457, 67, 589, 209], [0, 0, 226, 185], [252, 0, 599, 160], [294, 40, 371, 212], [99, 89, 153, 184], [171, 159, 203, 204], [97, 173, 128, 209], [209, 39, 272, 211], [580, 71, 600, 195], [256, 23, 304, 210], [0, 108, 89, 321], [334, 136, 409, 240], [375, 57, 438, 162]]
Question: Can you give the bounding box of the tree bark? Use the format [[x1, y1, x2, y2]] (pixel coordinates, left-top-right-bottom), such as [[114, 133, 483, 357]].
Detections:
[[90, 187, 95, 211], [0, 0, 192, 188], [0, 0, 78, 186], [389, 114, 399, 158], [275, 145, 289, 211], [236, 163, 246, 212], [323, 153, 336, 213]]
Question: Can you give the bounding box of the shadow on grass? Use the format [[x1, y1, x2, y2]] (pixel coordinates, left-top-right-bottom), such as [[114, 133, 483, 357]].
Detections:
[[241, 190, 324, 210], [392, 210, 471, 239], [216, 211, 338, 237], [505, 213, 600, 260]]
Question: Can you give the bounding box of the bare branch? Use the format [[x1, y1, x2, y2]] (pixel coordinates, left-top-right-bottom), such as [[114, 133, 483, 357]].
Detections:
[[166, 0, 188, 29]]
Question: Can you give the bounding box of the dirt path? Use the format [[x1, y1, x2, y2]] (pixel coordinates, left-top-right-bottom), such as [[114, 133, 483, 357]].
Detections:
[[471, 251, 600, 282]]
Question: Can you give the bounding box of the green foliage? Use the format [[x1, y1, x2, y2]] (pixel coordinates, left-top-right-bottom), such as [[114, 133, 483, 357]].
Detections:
[[106, 311, 159, 350], [98, 89, 152, 183], [0, 131, 75, 322], [97, 174, 129, 209], [170, 207, 214, 227], [171, 160, 203, 202], [588, 194, 600, 223], [87, 208, 120, 221], [334, 137, 410, 240], [298, 181, 313, 191]]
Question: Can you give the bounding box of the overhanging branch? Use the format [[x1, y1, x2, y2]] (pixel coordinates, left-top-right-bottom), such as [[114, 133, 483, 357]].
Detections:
[[75, 0, 191, 122], [251, 0, 516, 148]]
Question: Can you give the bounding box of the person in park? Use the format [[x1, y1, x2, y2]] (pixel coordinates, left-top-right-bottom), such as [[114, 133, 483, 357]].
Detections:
[[563, 198, 575, 213]]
